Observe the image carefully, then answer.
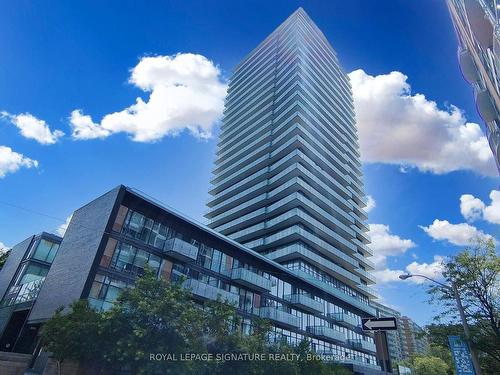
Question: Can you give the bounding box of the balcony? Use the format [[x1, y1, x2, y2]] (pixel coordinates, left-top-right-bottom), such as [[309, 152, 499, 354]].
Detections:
[[231, 268, 272, 292], [476, 89, 498, 123], [259, 306, 301, 328], [290, 269, 376, 315], [183, 278, 239, 306], [458, 49, 480, 84], [164, 238, 199, 261], [348, 339, 377, 353], [328, 312, 359, 328], [306, 325, 346, 343], [284, 294, 323, 314], [1, 278, 45, 307], [464, 0, 493, 49]]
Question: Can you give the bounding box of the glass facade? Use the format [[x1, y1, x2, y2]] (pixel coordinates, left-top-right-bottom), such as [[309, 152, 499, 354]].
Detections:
[[88, 205, 379, 367], [206, 7, 375, 326], [447, 0, 500, 171], [1, 234, 61, 307]]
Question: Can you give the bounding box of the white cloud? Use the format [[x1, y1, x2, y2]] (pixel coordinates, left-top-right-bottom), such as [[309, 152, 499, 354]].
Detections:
[[69, 110, 110, 140], [373, 256, 445, 285], [460, 194, 486, 222], [365, 195, 376, 213], [0, 145, 38, 178], [0, 242, 9, 252], [461, 190, 500, 225], [369, 223, 416, 269], [368, 224, 445, 284], [56, 215, 72, 236], [406, 255, 445, 284], [348, 69, 496, 176], [483, 190, 500, 224], [1, 111, 64, 145], [70, 53, 227, 142], [420, 219, 493, 246]]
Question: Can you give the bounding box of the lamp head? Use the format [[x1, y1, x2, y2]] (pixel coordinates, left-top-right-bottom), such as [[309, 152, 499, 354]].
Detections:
[[399, 274, 412, 280]]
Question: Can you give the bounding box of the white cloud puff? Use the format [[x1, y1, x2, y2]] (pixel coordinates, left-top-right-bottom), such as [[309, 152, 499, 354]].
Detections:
[[365, 195, 376, 213], [348, 69, 496, 176], [420, 219, 493, 246], [56, 215, 73, 236], [1, 111, 64, 145], [460, 190, 500, 225], [70, 53, 227, 142], [373, 256, 445, 284], [369, 223, 416, 269], [460, 194, 486, 222], [0, 145, 38, 178]]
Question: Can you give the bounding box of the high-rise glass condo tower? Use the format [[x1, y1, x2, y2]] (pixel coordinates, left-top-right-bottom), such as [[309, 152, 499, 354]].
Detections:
[[206, 8, 377, 308], [447, 0, 500, 173]]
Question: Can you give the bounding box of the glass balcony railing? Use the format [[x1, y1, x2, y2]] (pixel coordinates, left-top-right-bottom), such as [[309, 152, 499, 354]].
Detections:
[[231, 268, 273, 292], [284, 293, 323, 314], [182, 278, 239, 306], [306, 325, 346, 343], [1, 278, 45, 306], [290, 269, 376, 315], [328, 312, 359, 328], [259, 306, 301, 328], [348, 339, 377, 353], [164, 238, 199, 261]]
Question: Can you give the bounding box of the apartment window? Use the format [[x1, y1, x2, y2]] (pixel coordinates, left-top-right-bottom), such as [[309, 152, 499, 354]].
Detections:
[[26, 238, 60, 264], [89, 274, 128, 310], [109, 242, 161, 276], [14, 263, 49, 286]]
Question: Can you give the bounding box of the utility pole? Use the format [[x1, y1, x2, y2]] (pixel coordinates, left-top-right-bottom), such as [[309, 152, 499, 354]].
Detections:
[[399, 273, 482, 375]]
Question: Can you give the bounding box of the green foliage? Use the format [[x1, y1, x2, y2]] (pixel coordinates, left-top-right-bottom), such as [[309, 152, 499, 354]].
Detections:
[[411, 356, 449, 375], [41, 300, 104, 364], [427, 238, 500, 374], [41, 270, 353, 374], [0, 248, 10, 269]]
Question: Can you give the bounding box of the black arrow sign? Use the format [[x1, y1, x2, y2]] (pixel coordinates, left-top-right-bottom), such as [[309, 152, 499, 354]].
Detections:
[[362, 317, 398, 331]]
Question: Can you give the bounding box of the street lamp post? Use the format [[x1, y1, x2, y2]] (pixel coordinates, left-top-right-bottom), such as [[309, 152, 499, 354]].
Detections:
[[398, 273, 482, 375]]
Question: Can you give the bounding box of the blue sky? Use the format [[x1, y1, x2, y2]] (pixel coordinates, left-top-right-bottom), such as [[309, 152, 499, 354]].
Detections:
[[0, 0, 498, 325]]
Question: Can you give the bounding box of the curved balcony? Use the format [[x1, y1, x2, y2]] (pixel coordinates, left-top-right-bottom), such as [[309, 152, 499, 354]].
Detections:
[[476, 89, 498, 123], [458, 49, 480, 84], [465, 0, 493, 49]]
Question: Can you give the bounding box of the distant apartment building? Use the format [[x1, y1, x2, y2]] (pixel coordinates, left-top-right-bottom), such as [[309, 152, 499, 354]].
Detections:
[[400, 316, 429, 358], [447, 0, 500, 172], [372, 301, 404, 364]]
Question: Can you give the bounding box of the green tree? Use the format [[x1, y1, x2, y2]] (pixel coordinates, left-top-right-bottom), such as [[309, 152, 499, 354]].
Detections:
[[428, 238, 500, 374], [41, 300, 105, 374], [41, 270, 353, 374], [102, 270, 206, 374], [0, 247, 10, 269], [411, 356, 449, 375]]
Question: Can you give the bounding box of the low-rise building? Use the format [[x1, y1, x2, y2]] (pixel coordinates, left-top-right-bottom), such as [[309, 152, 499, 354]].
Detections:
[[0, 186, 384, 375]]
